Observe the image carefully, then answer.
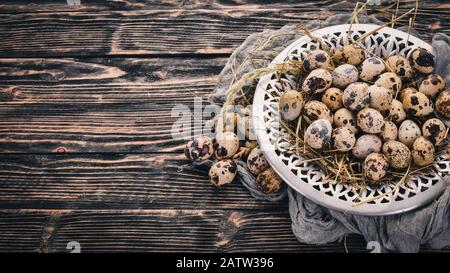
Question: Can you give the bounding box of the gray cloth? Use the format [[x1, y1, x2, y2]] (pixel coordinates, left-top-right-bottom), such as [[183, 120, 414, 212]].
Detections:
[[209, 13, 450, 252]]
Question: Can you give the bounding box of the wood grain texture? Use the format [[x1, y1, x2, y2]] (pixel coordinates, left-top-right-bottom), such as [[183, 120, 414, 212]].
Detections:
[[0, 2, 448, 57], [0, 153, 287, 210], [0, 57, 225, 153]]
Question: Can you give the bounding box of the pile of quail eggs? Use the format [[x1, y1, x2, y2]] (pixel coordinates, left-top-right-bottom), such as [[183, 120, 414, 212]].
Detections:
[[279, 45, 448, 184], [184, 107, 283, 193]]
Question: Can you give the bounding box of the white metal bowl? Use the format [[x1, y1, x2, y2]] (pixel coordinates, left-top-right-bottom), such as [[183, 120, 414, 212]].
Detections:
[[253, 24, 449, 216]]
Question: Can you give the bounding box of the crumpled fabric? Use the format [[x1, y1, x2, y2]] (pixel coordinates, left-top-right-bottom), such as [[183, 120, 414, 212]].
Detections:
[[208, 13, 450, 252]]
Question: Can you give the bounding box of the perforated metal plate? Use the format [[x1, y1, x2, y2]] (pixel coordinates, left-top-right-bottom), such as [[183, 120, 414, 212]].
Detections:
[[253, 24, 449, 216]]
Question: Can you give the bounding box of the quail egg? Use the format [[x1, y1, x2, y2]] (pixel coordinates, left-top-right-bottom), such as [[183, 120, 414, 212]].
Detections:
[[398, 87, 418, 101], [334, 108, 358, 133], [246, 147, 269, 176], [304, 119, 332, 149], [363, 153, 389, 183], [214, 132, 240, 159], [216, 110, 238, 133], [302, 68, 333, 94], [379, 120, 398, 142], [411, 137, 435, 166], [303, 100, 333, 123], [359, 57, 386, 82], [389, 99, 406, 124], [208, 159, 237, 186], [402, 92, 433, 117], [332, 44, 365, 66], [368, 84, 393, 111], [302, 49, 332, 71], [435, 89, 450, 118], [342, 82, 370, 111], [410, 47, 435, 74], [385, 55, 413, 79], [184, 135, 214, 161], [418, 74, 446, 98], [321, 87, 343, 111], [256, 168, 282, 194], [332, 64, 359, 89], [332, 126, 356, 151], [352, 134, 383, 159], [382, 140, 411, 169], [398, 120, 421, 147], [237, 108, 255, 140], [422, 118, 447, 145], [279, 90, 304, 121], [357, 108, 385, 134], [374, 72, 402, 93]]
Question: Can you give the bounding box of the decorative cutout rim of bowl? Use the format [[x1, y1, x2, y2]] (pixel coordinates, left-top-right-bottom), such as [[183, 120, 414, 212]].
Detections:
[[252, 24, 449, 216]]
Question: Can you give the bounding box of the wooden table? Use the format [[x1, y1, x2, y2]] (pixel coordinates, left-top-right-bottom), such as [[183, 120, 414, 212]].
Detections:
[[0, 0, 449, 253]]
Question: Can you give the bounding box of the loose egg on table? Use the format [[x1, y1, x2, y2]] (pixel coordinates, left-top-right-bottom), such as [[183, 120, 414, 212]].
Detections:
[[208, 159, 238, 186], [256, 168, 282, 194], [247, 147, 269, 176], [184, 135, 215, 161], [214, 132, 240, 159]]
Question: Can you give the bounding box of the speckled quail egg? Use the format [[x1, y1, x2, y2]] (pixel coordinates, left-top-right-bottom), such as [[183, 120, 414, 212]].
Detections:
[[237, 108, 255, 140], [334, 108, 358, 133], [357, 108, 385, 134], [352, 134, 382, 159], [321, 88, 343, 111], [385, 55, 413, 79], [332, 44, 365, 66], [215, 110, 238, 133], [435, 89, 450, 118], [208, 159, 237, 186], [246, 147, 269, 176], [302, 49, 332, 71], [389, 99, 406, 124], [332, 126, 356, 151], [382, 140, 411, 169], [279, 90, 304, 121], [410, 47, 435, 74], [305, 119, 332, 149], [302, 68, 332, 94], [398, 120, 421, 147], [363, 153, 389, 183], [411, 137, 435, 166], [256, 168, 282, 194], [368, 84, 393, 111], [418, 74, 446, 98], [359, 57, 386, 82], [398, 87, 418, 101], [374, 72, 402, 93], [422, 118, 447, 145], [342, 82, 370, 111], [214, 132, 240, 159], [184, 135, 214, 161], [332, 64, 359, 89], [303, 100, 333, 123], [402, 92, 433, 117], [379, 120, 398, 142]]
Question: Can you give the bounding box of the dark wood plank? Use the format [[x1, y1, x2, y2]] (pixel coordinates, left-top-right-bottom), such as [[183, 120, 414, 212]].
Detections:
[[0, 3, 448, 57], [0, 209, 447, 253], [0, 209, 374, 253], [0, 57, 225, 153], [0, 153, 287, 210]]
